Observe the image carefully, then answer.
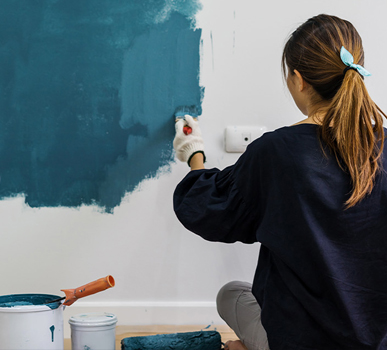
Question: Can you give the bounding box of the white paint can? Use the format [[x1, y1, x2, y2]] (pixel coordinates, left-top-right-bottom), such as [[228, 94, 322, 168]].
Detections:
[[0, 294, 64, 350], [69, 312, 117, 350]]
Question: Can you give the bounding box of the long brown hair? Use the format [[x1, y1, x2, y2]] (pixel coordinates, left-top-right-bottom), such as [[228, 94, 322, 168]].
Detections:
[[282, 14, 387, 208]]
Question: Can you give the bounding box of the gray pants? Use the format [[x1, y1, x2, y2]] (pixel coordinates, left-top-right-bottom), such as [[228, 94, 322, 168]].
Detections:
[[216, 281, 270, 350]]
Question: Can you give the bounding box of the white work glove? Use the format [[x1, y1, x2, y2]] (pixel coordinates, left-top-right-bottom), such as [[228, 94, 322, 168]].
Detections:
[[173, 115, 205, 165]]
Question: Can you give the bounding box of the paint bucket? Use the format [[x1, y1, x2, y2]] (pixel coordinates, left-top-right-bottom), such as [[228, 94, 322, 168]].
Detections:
[[69, 312, 117, 350], [0, 294, 64, 350]]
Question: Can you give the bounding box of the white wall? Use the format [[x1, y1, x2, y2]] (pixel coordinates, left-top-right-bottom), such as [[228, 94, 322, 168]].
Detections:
[[1, 0, 386, 338]]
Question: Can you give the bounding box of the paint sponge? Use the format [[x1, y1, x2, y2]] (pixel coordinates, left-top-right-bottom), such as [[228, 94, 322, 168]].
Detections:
[[121, 330, 222, 350]]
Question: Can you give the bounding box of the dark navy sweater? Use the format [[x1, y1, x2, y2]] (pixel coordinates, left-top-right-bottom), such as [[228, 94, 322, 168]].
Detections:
[[173, 124, 387, 350]]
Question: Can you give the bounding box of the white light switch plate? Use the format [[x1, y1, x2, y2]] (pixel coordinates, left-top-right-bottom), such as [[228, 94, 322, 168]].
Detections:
[[225, 125, 267, 153]]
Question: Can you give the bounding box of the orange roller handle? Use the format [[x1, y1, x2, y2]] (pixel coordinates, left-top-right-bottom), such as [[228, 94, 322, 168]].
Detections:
[[61, 275, 115, 306]]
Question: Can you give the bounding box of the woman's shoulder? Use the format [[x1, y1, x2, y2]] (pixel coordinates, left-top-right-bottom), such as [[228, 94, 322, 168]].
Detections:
[[250, 123, 320, 149], [276, 123, 320, 134]]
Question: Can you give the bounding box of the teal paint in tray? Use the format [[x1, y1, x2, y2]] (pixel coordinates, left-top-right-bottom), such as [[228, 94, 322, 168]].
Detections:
[[0, 0, 203, 212]]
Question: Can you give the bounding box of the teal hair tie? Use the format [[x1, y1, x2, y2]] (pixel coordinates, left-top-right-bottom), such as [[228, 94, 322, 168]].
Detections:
[[340, 46, 371, 77]]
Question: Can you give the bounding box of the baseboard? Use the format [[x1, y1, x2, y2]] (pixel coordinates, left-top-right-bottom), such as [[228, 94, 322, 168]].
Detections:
[[62, 301, 223, 338]]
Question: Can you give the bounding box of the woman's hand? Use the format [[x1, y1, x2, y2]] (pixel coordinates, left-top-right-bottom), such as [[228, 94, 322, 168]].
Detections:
[[173, 115, 205, 168]]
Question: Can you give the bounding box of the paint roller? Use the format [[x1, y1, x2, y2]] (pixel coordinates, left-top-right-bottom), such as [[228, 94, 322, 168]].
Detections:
[[47, 275, 115, 306], [121, 330, 223, 350]]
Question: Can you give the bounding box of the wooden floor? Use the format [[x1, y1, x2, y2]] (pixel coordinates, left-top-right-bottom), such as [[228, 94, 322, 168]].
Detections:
[[64, 324, 238, 349]]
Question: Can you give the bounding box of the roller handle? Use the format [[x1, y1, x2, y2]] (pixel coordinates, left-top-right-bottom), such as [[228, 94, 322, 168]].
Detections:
[[61, 275, 115, 306]]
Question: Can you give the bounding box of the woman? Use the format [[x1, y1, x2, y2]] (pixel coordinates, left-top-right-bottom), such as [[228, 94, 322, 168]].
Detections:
[[173, 14, 387, 350]]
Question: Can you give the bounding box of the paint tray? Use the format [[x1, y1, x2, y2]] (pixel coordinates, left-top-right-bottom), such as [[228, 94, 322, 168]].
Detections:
[[121, 330, 222, 350]]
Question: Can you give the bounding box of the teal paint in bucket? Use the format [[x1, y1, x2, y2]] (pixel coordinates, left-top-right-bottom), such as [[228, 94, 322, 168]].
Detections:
[[0, 294, 62, 310], [0, 294, 64, 350]]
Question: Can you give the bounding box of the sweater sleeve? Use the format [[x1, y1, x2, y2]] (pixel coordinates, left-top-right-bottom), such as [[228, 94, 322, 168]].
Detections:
[[173, 137, 269, 244]]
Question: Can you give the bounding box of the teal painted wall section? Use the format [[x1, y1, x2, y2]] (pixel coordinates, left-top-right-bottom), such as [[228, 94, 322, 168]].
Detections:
[[0, 0, 203, 212]]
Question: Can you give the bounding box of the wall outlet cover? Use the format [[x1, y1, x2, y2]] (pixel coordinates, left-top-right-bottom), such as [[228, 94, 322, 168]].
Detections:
[[224, 126, 267, 153]]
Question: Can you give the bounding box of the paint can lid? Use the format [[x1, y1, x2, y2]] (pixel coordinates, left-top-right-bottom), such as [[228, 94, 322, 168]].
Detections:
[[68, 312, 117, 327]]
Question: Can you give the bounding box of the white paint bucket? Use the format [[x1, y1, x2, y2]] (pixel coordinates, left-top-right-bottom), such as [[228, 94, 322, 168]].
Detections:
[[69, 312, 117, 350], [0, 294, 64, 350]]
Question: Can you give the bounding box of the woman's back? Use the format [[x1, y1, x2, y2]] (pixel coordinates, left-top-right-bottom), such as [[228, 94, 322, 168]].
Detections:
[[247, 124, 387, 349]]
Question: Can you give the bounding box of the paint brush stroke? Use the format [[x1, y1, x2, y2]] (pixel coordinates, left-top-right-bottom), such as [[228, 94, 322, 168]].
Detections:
[[0, 0, 203, 212]]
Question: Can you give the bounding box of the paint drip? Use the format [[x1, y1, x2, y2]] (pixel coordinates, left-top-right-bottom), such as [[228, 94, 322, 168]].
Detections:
[[50, 325, 55, 342]]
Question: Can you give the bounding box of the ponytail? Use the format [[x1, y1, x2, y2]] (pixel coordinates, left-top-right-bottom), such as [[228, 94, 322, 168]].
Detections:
[[321, 69, 386, 208], [282, 14, 387, 208]]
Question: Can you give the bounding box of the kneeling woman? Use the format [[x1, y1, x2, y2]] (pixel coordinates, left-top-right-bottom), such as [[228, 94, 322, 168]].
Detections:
[[173, 14, 387, 350]]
